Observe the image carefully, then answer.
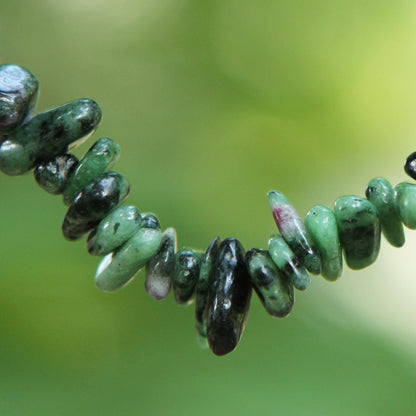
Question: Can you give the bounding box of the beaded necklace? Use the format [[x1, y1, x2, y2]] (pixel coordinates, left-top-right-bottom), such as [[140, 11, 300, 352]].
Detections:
[[1, 64, 416, 357]]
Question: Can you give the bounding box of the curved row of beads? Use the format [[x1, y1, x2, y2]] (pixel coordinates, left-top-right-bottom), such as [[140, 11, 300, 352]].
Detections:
[[2, 64, 416, 357]]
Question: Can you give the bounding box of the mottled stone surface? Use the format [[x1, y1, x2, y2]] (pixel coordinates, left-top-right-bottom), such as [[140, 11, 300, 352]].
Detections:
[[334, 196, 381, 270], [34, 154, 78, 194], [63, 137, 120, 205], [305, 205, 343, 281], [366, 178, 404, 247], [395, 182, 416, 229], [268, 234, 310, 290], [0, 64, 39, 134], [95, 222, 162, 292], [0, 98, 102, 176], [173, 248, 203, 306], [268, 190, 321, 274], [246, 249, 294, 317], [206, 238, 252, 356], [87, 205, 141, 256], [195, 237, 221, 348], [145, 228, 177, 300], [404, 151, 416, 181], [62, 172, 129, 241], [140, 213, 160, 230]]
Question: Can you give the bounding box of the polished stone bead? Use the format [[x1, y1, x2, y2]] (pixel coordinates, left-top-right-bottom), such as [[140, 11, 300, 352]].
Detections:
[[145, 227, 177, 301], [246, 249, 294, 317], [140, 213, 161, 230], [206, 238, 252, 356], [62, 172, 130, 241], [95, 222, 163, 292], [268, 190, 321, 274], [0, 99, 102, 176], [87, 205, 141, 256], [334, 196, 381, 270], [395, 182, 416, 229], [404, 151, 416, 180], [268, 234, 310, 290], [305, 205, 343, 281], [366, 178, 405, 247], [0, 64, 39, 134], [195, 237, 221, 348], [34, 154, 79, 194], [63, 137, 120, 205], [173, 248, 203, 306]]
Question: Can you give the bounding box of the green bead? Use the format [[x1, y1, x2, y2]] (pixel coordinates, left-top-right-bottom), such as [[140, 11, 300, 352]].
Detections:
[[268, 190, 321, 274], [305, 205, 343, 281], [334, 196, 381, 270], [34, 154, 79, 194], [87, 206, 141, 256], [195, 237, 221, 348], [0, 64, 39, 134], [63, 137, 120, 206], [246, 249, 294, 317], [95, 222, 163, 292], [268, 234, 310, 290], [145, 228, 177, 300], [0, 99, 102, 176], [395, 182, 416, 230], [173, 249, 203, 306]]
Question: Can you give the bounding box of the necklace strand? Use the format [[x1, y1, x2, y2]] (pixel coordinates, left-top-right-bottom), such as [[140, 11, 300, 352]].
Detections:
[[1, 64, 416, 356]]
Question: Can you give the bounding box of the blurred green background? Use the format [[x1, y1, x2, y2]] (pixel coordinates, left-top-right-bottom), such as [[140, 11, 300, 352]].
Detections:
[[1, 1, 416, 414]]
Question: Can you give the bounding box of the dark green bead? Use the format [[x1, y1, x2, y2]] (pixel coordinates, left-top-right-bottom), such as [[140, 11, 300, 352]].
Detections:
[[305, 205, 343, 281], [0, 64, 39, 134], [95, 221, 162, 292], [87, 205, 141, 256], [195, 237, 221, 348], [173, 248, 203, 306], [140, 213, 161, 230], [34, 154, 79, 194], [62, 172, 129, 241], [0, 99, 102, 176], [63, 137, 120, 206], [246, 249, 294, 318], [145, 228, 177, 300], [395, 182, 416, 229], [366, 178, 405, 247], [206, 238, 252, 356], [334, 196, 381, 270]]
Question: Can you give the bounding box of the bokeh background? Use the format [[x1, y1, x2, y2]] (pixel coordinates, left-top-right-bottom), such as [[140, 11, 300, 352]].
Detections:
[[1, 1, 416, 414]]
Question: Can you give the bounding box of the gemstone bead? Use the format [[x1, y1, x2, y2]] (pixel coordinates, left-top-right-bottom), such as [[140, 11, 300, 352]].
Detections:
[[206, 238, 252, 356], [366, 178, 405, 247], [395, 182, 416, 229], [267, 190, 321, 274], [140, 213, 160, 230], [87, 205, 141, 256], [63, 137, 120, 206], [0, 99, 102, 176], [246, 249, 294, 317], [334, 196, 381, 270], [62, 172, 130, 241], [95, 225, 162, 293], [0, 64, 39, 134], [34, 154, 79, 194], [173, 249, 203, 306], [145, 228, 177, 301], [305, 205, 343, 281], [195, 237, 221, 348], [404, 151, 416, 181], [268, 234, 310, 290]]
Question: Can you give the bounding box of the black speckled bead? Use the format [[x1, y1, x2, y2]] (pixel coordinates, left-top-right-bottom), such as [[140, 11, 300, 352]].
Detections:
[[246, 249, 294, 318], [206, 238, 252, 356], [0, 64, 39, 134], [173, 248, 203, 306], [0, 98, 102, 176], [62, 172, 130, 241], [34, 154, 79, 194], [195, 237, 221, 347], [404, 151, 416, 181]]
